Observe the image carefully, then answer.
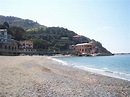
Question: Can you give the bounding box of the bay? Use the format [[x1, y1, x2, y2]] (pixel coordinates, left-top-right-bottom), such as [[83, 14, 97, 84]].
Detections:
[[55, 55, 130, 81]]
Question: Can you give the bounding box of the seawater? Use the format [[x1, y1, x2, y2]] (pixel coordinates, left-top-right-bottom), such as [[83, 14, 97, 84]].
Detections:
[[54, 55, 130, 81]]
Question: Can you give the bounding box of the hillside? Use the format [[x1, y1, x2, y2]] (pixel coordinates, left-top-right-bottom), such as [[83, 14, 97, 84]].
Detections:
[[0, 15, 45, 30], [0, 15, 112, 55]]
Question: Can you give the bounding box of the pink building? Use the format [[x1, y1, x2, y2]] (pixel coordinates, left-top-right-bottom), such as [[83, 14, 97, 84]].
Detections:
[[72, 41, 98, 54], [75, 43, 93, 54], [19, 40, 33, 51]]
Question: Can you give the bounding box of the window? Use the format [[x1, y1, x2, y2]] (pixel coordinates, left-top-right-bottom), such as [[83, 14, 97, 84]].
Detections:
[[8, 46, 11, 50], [5, 45, 7, 49]]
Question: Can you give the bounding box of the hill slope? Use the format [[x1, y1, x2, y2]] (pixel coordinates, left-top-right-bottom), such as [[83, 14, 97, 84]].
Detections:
[[0, 15, 112, 55], [0, 15, 45, 30]]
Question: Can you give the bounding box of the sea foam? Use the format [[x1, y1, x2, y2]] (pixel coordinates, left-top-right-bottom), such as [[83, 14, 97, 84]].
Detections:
[[53, 56, 130, 81]]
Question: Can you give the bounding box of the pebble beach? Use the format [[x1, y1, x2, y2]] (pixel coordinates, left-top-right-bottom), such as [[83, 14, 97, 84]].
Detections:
[[0, 56, 130, 97]]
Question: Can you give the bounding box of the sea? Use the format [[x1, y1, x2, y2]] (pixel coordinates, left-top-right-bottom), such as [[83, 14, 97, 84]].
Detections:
[[53, 54, 130, 81]]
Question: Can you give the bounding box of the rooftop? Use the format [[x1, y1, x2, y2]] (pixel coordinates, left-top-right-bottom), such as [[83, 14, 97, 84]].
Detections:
[[76, 43, 92, 46], [0, 29, 7, 32], [73, 35, 83, 38]]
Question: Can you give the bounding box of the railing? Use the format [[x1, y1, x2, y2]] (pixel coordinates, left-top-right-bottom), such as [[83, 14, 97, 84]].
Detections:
[[0, 49, 73, 56], [0, 49, 18, 52], [0, 49, 37, 55]]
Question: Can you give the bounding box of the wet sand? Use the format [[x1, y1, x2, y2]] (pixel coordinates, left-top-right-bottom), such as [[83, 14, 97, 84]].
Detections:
[[0, 56, 130, 97]]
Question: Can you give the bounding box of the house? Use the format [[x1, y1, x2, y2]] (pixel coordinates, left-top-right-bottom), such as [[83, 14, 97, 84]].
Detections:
[[74, 43, 93, 54], [0, 29, 14, 43], [73, 35, 83, 42], [61, 37, 69, 40], [0, 42, 18, 51], [0, 29, 18, 51], [19, 40, 35, 52], [71, 41, 98, 54], [72, 35, 84, 42], [69, 45, 75, 50]]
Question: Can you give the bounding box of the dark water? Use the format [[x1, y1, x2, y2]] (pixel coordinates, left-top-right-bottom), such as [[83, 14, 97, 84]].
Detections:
[[55, 55, 130, 81]]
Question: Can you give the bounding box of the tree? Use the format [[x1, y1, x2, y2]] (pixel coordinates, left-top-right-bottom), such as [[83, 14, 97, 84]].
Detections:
[[32, 39, 51, 50], [0, 24, 6, 29], [11, 26, 25, 41], [3, 22, 9, 28]]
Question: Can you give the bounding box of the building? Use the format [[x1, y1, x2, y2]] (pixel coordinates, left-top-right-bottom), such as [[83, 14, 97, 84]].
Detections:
[[0, 29, 7, 42], [0, 29, 14, 43], [75, 43, 93, 54], [70, 41, 98, 54], [72, 35, 84, 42], [0, 29, 18, 51], [0, 42, 18, 51], [61, 37, 69, 40], [19, 40, 35, 52]]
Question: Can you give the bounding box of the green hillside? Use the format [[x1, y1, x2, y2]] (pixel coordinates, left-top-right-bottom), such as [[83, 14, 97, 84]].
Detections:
[[0, 15, 45, 30], [0, 15, 112, 55]]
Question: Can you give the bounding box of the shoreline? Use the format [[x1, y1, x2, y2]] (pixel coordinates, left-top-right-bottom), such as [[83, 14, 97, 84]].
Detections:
[[0, 56, 130, 96], [53, 55, 130, 81]]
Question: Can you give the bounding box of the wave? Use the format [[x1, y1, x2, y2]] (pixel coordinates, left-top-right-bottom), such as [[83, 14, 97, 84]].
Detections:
[[50, 58, 68, 65], [75, 65, 130, 81], [52, 58, 130, 81], [104, 69, 130, 76]]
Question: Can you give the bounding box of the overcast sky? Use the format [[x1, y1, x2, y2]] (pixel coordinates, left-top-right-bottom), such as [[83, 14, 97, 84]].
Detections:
[[0, 0, 130, 53]]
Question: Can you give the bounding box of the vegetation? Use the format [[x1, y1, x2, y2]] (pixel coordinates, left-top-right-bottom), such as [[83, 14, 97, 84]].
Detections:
[[0, 15, 45, 30], [0, 15, 112, 54], [27, 27, 78, 51]]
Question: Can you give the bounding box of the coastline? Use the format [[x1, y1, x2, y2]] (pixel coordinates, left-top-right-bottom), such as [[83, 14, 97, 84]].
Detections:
[[54, 55, 130, 81], [0, 56, 130, 96]]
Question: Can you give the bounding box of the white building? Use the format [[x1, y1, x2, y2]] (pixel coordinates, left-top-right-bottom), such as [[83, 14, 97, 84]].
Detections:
[[0, 29, 13, 43], [0, 29, 18, 51]]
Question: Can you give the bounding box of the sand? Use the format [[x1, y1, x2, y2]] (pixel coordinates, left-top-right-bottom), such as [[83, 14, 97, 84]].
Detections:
[[0, 56, 130, 97]]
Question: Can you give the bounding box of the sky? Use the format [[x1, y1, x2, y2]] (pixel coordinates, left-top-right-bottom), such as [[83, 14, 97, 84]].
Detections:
[[0, 0, 130, 53]]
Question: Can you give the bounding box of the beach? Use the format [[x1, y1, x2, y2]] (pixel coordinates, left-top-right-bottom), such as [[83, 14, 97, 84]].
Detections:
[[0, 56, 130, 97]]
